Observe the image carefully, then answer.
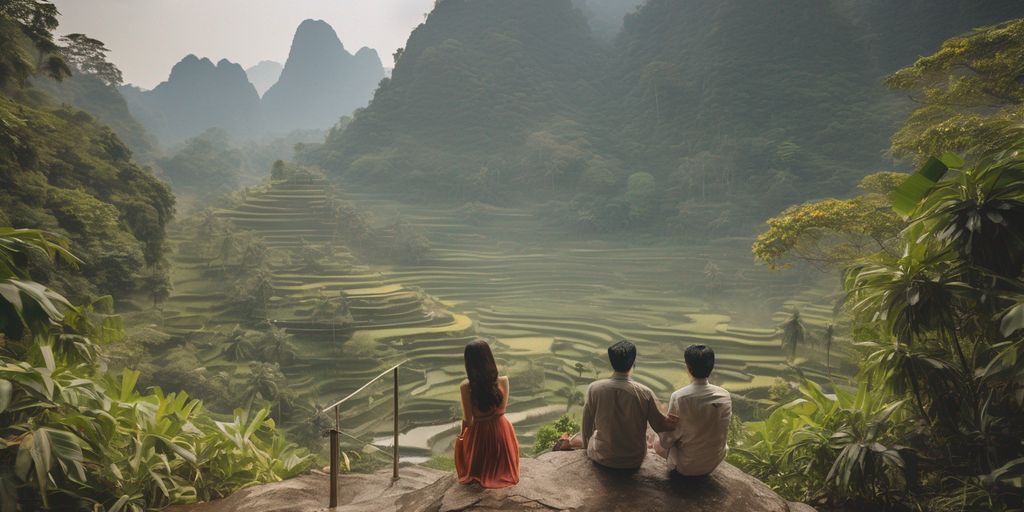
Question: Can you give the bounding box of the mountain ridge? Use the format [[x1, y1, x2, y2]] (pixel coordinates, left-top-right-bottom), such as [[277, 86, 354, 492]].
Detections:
[[261, 18, 385, 134]]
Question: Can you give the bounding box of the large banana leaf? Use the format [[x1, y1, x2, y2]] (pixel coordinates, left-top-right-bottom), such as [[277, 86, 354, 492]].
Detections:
[[890, 153, 963, 217]]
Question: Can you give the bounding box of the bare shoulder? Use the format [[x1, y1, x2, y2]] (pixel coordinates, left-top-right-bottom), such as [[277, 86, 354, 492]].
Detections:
[[460, 379, 469, 389], [498, 375, 510, 385]]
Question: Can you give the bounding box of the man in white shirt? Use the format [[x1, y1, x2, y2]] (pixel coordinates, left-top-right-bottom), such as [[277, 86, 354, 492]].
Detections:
[[655, 344, 732, 476]]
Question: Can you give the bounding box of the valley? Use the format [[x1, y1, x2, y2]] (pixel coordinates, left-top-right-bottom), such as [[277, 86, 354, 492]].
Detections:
[[151, 175, 839, 462]]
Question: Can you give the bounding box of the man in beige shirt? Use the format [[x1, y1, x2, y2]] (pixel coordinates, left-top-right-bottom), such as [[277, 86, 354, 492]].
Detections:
[[563, 340, 677, 469]]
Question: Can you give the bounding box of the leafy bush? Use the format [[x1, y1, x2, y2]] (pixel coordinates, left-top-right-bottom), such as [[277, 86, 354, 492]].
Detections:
[[532, 414, 580, 455], [747, 140, 1024, 510], [0, 228, 313, 511], [729, 380, 911, 507]]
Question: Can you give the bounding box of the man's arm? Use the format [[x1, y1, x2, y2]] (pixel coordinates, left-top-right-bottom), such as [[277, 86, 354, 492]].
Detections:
[[658, 394, 682, 450], [582, 384, 596, 449], [646, 388, 677, 433]]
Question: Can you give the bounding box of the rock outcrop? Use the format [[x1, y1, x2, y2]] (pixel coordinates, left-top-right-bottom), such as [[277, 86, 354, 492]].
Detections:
[[168, 451, 814, 512]]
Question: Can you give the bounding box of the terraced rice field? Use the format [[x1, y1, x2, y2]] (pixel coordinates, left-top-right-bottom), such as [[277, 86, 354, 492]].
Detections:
[[158, 178, 843, 462], [330, 191, 845, 452]]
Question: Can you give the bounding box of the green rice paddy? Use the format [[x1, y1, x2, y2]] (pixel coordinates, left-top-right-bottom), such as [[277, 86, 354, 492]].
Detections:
[[157, 178, 843, 462]]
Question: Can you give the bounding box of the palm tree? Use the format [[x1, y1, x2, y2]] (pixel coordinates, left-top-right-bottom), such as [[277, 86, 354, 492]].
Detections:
[[223, 325, 255, 361], [310, 289, 350, 344], [237, 232, 269, 272], [778, 311, 806, 362], [243, 362, 283, 412], [259, 326, 296, 365], [844, 249, 971, 373], [913, 147, 1024, 280]]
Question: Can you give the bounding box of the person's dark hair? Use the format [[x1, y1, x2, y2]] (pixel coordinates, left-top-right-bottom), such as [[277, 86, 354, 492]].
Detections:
[[608, 340, 637, 373], [685, 344, 715, 379], [464, 339, 503, 411]]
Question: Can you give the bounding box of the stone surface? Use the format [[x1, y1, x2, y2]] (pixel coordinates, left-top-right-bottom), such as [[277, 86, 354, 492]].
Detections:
[[787, 502, 819, 512], [166, 451, 814, 512], [440, 451, 793, 512], [166, 466, 452, 512]]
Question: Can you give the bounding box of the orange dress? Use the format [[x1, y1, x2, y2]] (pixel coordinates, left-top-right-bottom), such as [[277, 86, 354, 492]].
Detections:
[[454, 394, 520, 488]]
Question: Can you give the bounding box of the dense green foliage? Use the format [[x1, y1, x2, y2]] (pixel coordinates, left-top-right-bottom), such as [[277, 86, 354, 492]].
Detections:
[[752, 172, 907, 271], [742, 21, 1024, 510], [0, 229, 312, 511], [0, 4, 174, 302], [0, 0, 68, 89], [32, 72, 159, 163], [743, 145, 1024, 510], [729, 380, 911, 507], [887, 18, 1024, 163], [532, 414, 580, 455], [0, 92, 174, 301]]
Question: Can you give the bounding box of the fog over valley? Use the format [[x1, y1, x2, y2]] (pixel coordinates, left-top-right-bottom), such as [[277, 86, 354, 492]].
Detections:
[[3, 1, 1024, 511]]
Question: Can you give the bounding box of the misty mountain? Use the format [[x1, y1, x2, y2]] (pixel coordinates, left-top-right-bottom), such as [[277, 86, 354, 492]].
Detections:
[[121, 55, 263, 145], [261, 19, 386, 134], [316, 0, 601, 190], [245, 60, 283, 96], [311, 0, 1024, 231]]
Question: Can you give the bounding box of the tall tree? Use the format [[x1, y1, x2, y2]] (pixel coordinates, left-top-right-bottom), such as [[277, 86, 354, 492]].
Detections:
[[779, 311, 806, 362], [59, 33, 122, 86], [886, 19, 1024, 162], [0, 0, 68, 88]]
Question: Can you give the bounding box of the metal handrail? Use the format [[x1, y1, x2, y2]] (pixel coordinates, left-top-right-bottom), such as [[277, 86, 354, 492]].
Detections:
[[323, 359, 408, 509], [322, 360, 407, 413]]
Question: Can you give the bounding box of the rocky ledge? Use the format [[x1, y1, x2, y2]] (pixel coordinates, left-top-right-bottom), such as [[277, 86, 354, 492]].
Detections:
[[168, 451, 815, 512]]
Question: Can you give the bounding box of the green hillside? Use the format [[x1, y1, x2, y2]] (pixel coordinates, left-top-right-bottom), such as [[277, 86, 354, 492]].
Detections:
[[314, 0, 602, 198], [309, 0, 1024, 234], [0, 89, 174, 300]]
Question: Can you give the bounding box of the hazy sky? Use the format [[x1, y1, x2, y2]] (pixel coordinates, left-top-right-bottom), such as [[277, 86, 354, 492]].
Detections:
[[51, 0, 436, 89]]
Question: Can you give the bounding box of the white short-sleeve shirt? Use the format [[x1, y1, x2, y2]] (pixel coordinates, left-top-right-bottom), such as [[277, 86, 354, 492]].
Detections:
[[658, 381, 732, 476]]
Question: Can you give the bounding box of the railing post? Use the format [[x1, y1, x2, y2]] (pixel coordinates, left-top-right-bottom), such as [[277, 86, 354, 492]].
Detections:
[[392, 366, 400, 481], [329, 405, 340, 508]]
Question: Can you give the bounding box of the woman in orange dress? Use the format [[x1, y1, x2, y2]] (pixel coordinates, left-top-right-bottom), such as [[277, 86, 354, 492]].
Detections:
[[454, 339, 520, 488]]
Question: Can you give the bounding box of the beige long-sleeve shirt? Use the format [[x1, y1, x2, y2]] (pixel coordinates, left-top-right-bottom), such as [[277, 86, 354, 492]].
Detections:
[[657, 380, 732, 476], [582, 373, 671, 469]]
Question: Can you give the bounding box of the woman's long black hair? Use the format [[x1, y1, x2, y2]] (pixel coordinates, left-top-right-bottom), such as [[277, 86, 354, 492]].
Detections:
[[464, 339, 503, 412]]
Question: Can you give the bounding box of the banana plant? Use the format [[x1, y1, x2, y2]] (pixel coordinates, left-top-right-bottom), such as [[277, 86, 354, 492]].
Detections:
[[1, 229, 314, 511]]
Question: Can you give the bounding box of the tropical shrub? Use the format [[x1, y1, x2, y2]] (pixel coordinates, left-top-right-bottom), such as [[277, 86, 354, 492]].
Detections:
[[532, 414, 580, 455], [729, 380, 912, 508], [840, 142, 1024, 511], [0, 228, 313, 511], [741, 140, 1024, 510]]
